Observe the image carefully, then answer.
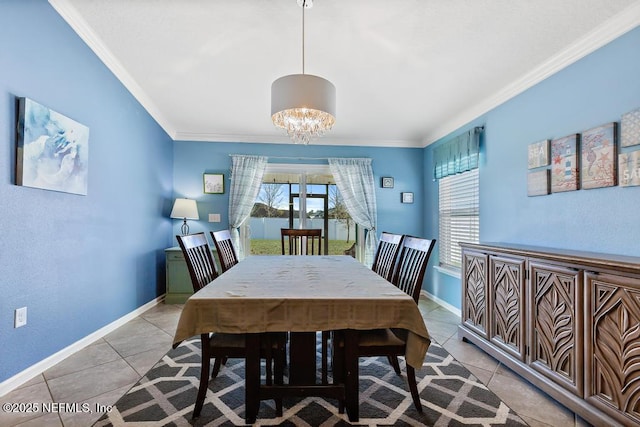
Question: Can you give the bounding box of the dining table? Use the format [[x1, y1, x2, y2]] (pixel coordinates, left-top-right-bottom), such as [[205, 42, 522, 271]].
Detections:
[[173, 255, 431, 424]]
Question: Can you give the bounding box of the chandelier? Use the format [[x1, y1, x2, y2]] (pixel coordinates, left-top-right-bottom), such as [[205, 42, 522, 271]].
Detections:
[[271, 0, 336, 145]]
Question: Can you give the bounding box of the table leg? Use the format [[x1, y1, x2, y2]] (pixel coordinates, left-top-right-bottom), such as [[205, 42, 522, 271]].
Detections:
[[344, 329, 359, 422], [245, 333, 260, 424], [289, 332, 317, 385]]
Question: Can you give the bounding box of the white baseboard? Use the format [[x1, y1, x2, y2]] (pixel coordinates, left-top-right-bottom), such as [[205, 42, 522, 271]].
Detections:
[[421, 290, 461, 317], [0, 295, 164, 397]]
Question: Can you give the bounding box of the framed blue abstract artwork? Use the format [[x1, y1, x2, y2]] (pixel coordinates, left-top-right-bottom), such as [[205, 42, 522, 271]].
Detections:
[[16, 97, 90, 195]]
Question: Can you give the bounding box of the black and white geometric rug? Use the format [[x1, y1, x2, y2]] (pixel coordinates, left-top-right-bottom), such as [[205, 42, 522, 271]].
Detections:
[[94, 336, 528, 426]]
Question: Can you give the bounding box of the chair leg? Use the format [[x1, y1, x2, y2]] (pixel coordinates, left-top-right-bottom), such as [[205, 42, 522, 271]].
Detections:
[[211, 357, 223, 378], [274, 345, 285, 417], [406, 365, 422, 412], [263, 335, 284, 417], [321, 331, 330, 385], [388, 355, 401, 375], [194, 334, 211, 419], [332, 332, 345, 414], [264, 340, 273, 386]]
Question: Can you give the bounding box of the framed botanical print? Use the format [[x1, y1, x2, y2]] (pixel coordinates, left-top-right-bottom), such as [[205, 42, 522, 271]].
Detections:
[[581, 122, 616, 189], [551, 134, 579, 193], [203, 173, 224, 194]]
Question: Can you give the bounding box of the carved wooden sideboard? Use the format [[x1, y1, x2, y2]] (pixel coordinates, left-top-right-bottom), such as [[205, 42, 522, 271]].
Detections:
[[459, 242, 640, 427]]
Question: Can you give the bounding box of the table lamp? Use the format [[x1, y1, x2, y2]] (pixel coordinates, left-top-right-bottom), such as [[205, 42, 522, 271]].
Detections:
[[170, 198, 199, 235]]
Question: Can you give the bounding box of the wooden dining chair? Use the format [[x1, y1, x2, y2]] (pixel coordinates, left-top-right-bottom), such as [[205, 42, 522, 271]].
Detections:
[[371, 231, 405, 281], [280, 228, 331, 381], [176, 233, 286, 418], [210, 229, 239, 273], [281, 228, 322, 255], [335, 236, 436, 412]]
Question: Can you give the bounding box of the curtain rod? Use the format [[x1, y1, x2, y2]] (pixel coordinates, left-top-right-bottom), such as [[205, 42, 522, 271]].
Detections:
[[228, 155, 371, 161]]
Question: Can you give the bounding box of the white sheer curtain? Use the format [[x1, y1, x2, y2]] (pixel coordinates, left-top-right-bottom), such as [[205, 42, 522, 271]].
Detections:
[[328, 158, 378, 267], [229, 155, 268, 260]]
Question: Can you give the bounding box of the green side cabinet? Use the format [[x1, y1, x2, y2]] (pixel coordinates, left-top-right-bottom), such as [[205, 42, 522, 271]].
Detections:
[[165, 247, 219, 303]]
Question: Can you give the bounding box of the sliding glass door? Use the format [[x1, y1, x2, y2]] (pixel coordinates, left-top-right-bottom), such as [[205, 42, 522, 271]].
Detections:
[[247, 164, 356, 256]]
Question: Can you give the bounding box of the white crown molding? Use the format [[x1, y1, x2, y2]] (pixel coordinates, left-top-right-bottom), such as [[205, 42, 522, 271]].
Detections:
[[49, 0, 640, 149], [48, 0, 177, 138], [173, 131, 423, 148], [49, 0, 420, 149], [421, 3, 640, 147]]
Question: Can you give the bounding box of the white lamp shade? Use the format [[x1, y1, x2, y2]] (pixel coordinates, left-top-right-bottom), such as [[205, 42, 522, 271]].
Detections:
[[170, 198, 199, 220], [271, 74, 336, 118]]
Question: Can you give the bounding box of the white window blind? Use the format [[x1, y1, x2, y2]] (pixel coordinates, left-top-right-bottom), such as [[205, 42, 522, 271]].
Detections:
[[438, 168, 479, 269]]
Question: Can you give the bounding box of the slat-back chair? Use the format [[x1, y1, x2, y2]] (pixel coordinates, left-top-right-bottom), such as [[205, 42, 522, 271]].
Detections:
[[371, 232, 405, 281], [177, 233, 219, 292], [391, 236, 436, 304], [335, 236, 436, 413], [280, 228, 330, 381], [210, 229, 239, 273], [176, 233, 285, 418], [281, 228, 322, 255]]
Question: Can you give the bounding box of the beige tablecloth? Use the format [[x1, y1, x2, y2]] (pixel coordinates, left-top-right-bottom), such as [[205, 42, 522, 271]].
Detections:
[[173, 255, 431, 368]]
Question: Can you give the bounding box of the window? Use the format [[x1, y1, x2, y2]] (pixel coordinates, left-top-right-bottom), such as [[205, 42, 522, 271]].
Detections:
[[438, 168, 479, 269], [243, 164, 358, 257]]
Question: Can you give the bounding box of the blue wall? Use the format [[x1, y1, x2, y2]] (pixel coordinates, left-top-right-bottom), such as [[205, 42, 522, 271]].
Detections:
[[424, 26, 640, 309], [171, 141, 425, 243], [0, 1, 173, 382]]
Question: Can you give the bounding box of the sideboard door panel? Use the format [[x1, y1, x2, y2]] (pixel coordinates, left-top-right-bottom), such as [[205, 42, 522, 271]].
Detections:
[[462, 251, 489, 338], [586, 272, 640, 425], [490, 256, 526, 361], [529, 262, 583, 396]]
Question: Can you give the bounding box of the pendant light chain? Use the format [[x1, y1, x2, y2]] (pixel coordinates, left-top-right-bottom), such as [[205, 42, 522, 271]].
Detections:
[[302, 0, 306, 74], [271, 0, 336, 145]]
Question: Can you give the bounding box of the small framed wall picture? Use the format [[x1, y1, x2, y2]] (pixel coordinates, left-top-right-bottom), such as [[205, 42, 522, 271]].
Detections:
[[527, 170, 550, 196], [621, 107, 640, 148], [401, 192, 414, 204], [381, 177, 394, 188], [203, 173, 224, 194], [528, 139, 550, 169]]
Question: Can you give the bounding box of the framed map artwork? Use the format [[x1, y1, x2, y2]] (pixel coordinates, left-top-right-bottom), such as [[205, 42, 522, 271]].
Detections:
[[551, 134, 579, 193]]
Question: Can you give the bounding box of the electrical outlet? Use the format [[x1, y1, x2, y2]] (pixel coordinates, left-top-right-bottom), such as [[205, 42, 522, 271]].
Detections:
[[208, 213, 221, 223], [15, 307, 27, 328]]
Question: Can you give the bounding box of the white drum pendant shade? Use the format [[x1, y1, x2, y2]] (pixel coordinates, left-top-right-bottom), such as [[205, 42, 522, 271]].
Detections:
[[271, 73, 336, 145], [271, 74, 336, 116]]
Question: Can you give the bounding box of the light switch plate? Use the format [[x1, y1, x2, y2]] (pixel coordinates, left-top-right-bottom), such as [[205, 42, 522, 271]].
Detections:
[[15, 307, 27, 328], [208, 213, 221, 223]]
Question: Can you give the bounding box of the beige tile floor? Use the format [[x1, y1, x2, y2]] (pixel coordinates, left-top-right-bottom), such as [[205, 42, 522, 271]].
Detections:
[[0, 298, 590, 426]]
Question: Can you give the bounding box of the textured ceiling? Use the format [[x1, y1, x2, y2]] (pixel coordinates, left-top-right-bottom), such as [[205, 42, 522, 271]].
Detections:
[[50, 0, 640, 147]]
